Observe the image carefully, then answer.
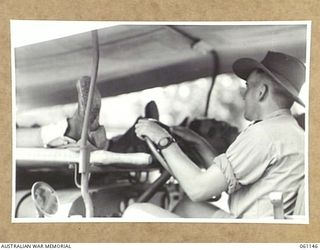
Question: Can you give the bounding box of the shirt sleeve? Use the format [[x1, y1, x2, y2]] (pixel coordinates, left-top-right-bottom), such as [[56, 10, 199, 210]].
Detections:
[[41, 119, 74, 147], [215, 123, 276, 194]]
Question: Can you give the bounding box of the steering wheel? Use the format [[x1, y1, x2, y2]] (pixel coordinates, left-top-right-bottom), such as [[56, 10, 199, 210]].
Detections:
[[135, 136, 172, 203], [139, 135, 221, 203], [144, 136, 171, 170]]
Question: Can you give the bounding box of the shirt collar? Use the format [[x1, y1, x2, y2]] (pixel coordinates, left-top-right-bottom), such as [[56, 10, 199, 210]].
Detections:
[[247, 109, 291, 128], [263, 109, 292, 120]]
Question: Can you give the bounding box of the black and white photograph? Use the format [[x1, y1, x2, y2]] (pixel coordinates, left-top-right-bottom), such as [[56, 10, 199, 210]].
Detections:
[[12, 21, 310, 223]]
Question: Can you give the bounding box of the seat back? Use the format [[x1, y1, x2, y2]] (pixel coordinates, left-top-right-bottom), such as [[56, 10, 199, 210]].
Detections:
[[293, 183, 305, 215]]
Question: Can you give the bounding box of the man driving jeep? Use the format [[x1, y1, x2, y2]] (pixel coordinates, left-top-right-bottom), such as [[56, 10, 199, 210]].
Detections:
[[125, 51, 305, 218]]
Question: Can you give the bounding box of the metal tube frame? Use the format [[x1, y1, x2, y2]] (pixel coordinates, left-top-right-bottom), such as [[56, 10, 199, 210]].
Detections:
[[79, 30, 100, 218]]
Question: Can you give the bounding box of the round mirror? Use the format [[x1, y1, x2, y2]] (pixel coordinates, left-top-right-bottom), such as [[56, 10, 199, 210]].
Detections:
[[31, 182, 59, 217]]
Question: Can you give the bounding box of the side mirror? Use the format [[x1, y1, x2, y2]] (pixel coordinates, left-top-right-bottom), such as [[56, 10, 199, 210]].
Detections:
[[31, 182, 59, 217]]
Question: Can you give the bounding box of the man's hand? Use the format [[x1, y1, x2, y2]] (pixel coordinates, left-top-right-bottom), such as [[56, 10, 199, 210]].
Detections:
[[135, 119, 171, 144]]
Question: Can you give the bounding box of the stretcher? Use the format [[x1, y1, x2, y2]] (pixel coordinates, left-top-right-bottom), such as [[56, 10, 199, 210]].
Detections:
[[16, 148, 152, 167]]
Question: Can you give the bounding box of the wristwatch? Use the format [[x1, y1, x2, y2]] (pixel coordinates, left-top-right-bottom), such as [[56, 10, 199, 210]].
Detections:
[[157, 136, 176, 150]]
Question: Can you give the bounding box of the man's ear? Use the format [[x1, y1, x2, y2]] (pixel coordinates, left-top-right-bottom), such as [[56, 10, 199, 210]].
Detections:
[[258, 84, 268, 101]]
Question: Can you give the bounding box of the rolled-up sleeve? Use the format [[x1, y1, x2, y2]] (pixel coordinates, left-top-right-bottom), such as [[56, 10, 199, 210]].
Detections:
[[215, 124, 276, 194], [213, 154, 240, 194]]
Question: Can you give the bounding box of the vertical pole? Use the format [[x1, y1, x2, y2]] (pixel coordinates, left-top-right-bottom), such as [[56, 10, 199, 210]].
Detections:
[[204, 51, 218, 117], [79, 30, 100, 218], [269, 192, 285, 219]]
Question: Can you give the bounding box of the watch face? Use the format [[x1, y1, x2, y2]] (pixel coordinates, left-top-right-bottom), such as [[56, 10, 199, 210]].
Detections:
[[159, 137, 170, 147]]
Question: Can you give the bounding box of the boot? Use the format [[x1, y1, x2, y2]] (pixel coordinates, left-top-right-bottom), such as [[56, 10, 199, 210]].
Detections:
[[65, 76, 107, 149]]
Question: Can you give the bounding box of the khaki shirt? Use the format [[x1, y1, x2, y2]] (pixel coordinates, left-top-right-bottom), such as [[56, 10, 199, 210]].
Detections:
[[214, 109, 305, 218]]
